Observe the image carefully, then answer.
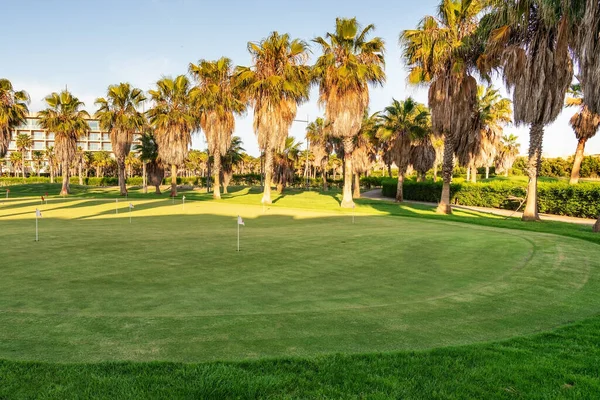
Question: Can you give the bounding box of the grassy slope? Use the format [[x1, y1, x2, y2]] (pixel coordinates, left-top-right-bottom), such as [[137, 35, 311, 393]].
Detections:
[[1, 183, 600, 398]]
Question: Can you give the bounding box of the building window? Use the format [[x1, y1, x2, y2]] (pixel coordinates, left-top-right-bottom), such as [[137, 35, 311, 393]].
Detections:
[[9, 141, 16, 150], [102, 143, 112, 151], [88, 121, 100, 131], [33, 131, 45, 140], [29, 119, 41, 129], [102, 133, 110, 141], [89, 133, 100, 141], [47, 141, 55, 148], [89, 142, 100, 151], [47, 132, 55, 140], [33, 141, 45, 150]]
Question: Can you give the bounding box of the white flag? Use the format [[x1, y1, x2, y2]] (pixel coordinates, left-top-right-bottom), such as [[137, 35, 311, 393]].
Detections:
[[35, 209, 42, 218], [183, 195, 186, 200], [237, 215, 245, 226], [129, 203, 134, 209]]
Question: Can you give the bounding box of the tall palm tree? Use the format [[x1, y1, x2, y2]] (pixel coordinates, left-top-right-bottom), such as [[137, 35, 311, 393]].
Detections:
[[306, 117, 333, 191], [484, 0, 574, 220], [133, 131, 163, 194], [455, 84, 512, 182], [32, 150, 43, 177], [378, 98, 430, 202], [95, 83, 146, 195], [15, 133, 32, 182], [410, 135, 437, 182], [236, 32, 311, 204], [274, 136, 302, 193], [352, 111, 379, 198], [565, 82, 600, 184], [44, 146, 57, 183], [190, 57, 246, 199], [0, 79, 29, 159], [573, 0, 600, 116], [9, 151, 22, 177], [147, 75, 198, 197], [38, 91, 90, 195], [75, 146, 85, 185], [401, 0, 484, 213], [495, 134, 521, 176], [313, 17, 385, 208], [221, 136, 245, 194]]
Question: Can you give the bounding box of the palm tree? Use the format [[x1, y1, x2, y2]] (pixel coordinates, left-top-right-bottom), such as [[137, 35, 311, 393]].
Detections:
[[83, 151, 93, 179], [236, 32, 311, 204], [378, 98, 430, 202], [410, 135, 437, 181], [38, 91, 90, 195], [93, 151, 112, 178], [44, 146, 57, 183], [95, 83, 146, 195], [495, 134, 521, 176], [274, 137, 302, 192], [306, 117, 333, 191], [186, 149, 209, 178], [352, 112, 379, 198], [455, 84, 512, 183], [15, 133, 32, 182], [9, 151, 22, 177], [565, 82, 600, 184], [313, 18, 385, 208], [147, 76, 198, 197], [0, 79, 29, 159], [32, 150, 43, 177], [573, 0, 600, 116], [190, 57, 246, 199], [75, 146, 85, 184], [221, 136, 245, 194], [133, 131, 163, 194], [401, 0, 484, 213], [484, 0, 574, 220]]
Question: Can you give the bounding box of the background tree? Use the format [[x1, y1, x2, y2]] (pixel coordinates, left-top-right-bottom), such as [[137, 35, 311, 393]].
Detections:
[[95, 83, 146, 195], [38, 91, 90, 195], [9, 151, 22, 177], [352, 112, 379, 198], [32, 150, 44, 177], [185, 149, 208, 178], [0, 79, 29, 160], [15, 133, 32, 182], [147, 75, 198, 197], [221, 136, 244, 194], [134, 131, 163, 194], [565, 82, 600, 184], [273, 137, 302, 193], [401, 0, 483, 213], [410, 135, 437, 181], [378, 98, 430, 202], [484, 0, 574, 220], [236, 32, 311, 204], [495, 134, 521, 176], [313, 17, 385, 208], [75, 146, 84, 184], [44, 146, 57, 183], [306, 117, 333, 191], [190, 57, 246, 199], [93, 151, 111, 178]]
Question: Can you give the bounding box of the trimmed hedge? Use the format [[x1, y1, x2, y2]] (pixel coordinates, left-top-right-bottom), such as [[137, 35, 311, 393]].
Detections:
[[381, 179, 600, 219]]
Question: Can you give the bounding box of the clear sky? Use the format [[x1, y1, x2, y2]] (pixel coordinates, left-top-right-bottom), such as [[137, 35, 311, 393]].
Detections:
[[2, 0, 597, 158]]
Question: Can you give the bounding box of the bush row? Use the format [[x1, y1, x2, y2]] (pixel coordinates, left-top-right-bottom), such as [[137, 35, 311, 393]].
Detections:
[[381, 179, 600, 219]]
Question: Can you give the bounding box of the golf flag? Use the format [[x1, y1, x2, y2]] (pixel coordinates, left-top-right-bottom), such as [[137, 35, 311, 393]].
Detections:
[[41, 195, 45, 202], [237, 215, 245, 226], [129, 203, 134, 209], [35, 208, 42, 218]]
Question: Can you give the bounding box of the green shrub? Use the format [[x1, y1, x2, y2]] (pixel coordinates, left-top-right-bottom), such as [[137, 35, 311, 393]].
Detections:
[[381, 179, 600, 218]]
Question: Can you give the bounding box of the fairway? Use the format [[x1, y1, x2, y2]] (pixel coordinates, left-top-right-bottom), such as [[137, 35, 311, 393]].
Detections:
[[1, 191, 600, 363]]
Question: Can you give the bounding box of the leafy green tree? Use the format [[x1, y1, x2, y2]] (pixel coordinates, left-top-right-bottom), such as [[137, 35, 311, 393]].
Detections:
[[9, 151, 22, 177], [0, 79, 29, 159], [313, 17, 385, 208], [93, 151, 111, 178], [38, 91, 90, 195], [190, 57, 246, 199], [147, 76, 198, 197], [236, 32, 311, 204]]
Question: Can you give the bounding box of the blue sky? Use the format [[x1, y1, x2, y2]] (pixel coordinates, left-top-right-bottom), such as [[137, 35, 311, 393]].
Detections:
[[2, 0, 596, 157]]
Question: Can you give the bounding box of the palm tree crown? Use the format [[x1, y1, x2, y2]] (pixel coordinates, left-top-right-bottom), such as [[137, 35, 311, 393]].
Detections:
[[0, 78, 29, 158]]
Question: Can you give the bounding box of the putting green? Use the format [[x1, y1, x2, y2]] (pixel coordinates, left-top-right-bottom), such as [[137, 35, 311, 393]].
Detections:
[[1, 196, 599, 363]]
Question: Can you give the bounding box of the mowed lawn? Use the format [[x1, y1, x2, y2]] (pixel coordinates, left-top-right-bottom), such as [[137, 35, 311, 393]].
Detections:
[[1, 184, 600, 397]]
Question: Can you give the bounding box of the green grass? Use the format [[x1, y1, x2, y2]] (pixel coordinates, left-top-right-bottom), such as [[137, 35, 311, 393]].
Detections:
[[1, 183, 600, 398]]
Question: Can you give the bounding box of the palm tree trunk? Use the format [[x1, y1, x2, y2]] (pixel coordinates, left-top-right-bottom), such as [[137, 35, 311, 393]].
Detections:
[[353, 173, 360, 199], [523, 123, 544, 221], [466, 166, 470, 182], [437, 133, 455, 214], [50, 164, 54, 183], [570, 138, 586, 184], [341, 137, 355, 208], [470, 165, 477, 183], [170, 164, 177, 197], [78, 162, 83, 185], [387, 163, 392, 178], [142, 162, 147, 194], [485, 166, 490, 180], [594, 216, 600, 233], [60, 160, 69, 195], [262, 149, 274, 204], [22, 160, 25, 183], [212, 150, 221, 200], [117, 159, 127, 196], [322, 168, 328, 191], [433, 164, 438, 182], [396, 172, 404, 202]]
